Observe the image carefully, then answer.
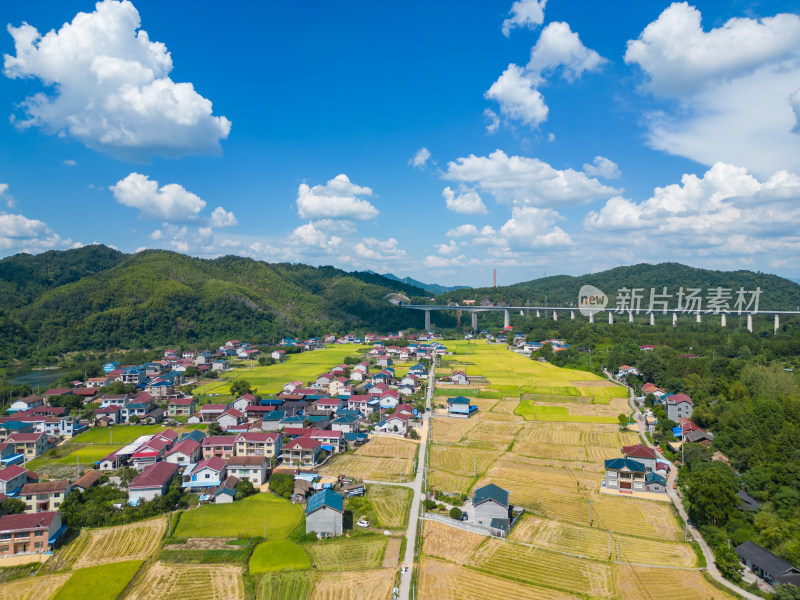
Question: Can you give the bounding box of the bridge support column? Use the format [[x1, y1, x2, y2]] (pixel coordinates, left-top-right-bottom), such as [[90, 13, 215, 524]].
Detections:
[[570, 311, 575, 320], [589, 312, 594, 323], [504, 309, 510, 328], [536, 310, 540, 318], [649, 313, 655, 326], [553, 311, 558, 321], [696, 312, 701, 323], [721, 314, 726, 327], [628, 311, 633, 323], [424, 309, 431, 331], [471, 311, 478, 331], [747, 314, 753, 333], [672, 313, 677, 326], [774, 314, 780, 334], [608, 312, 614, 325]]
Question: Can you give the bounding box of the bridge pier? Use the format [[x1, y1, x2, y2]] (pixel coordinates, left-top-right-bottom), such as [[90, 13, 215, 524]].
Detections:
[[570, 311, 575, 320], [721, 314, 726, 327], [608, 312, 614, 325], [747, 314, 753, 333], [589, 312, 594, 323], [649, 313, 654, 326], [628, 311, 633, 323], [471, 311, 478, 331], [424, 309, 431, 331], [672, 313, 677, 326], [536, 310, 540, 318], [696, 312, 701, 323], [553, 311, 558, 321], [774, 314, 780, 334], [504, 309, 510, 328]]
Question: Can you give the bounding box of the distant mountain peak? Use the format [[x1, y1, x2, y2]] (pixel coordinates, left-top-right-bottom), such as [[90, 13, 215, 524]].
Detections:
[[379, 273, 471, 295]]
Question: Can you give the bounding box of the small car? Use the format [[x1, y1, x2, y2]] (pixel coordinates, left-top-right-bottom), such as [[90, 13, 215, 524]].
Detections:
[[356, 520, 370, 528]]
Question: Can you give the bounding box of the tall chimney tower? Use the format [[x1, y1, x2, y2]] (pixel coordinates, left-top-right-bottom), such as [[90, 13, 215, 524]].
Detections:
[[493, 269, 496, 287]]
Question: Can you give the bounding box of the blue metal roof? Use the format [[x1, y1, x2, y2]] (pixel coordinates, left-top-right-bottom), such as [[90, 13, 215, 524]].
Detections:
[[604, 458, 646, 472], [447, 396, 471, 405], [306, 488, 343, 515], [645, 472, 666, 485], [473, 483, 509, 508]]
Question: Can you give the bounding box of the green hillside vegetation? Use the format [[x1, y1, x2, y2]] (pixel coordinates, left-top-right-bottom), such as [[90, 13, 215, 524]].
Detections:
[[0, 245, 427, 361]]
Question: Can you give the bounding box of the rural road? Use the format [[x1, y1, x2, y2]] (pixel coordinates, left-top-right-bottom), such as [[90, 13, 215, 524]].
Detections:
[[619, 376, 761, 600], [396, 359, 434, 600]]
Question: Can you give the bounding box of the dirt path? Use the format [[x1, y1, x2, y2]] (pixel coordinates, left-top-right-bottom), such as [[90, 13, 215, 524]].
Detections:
[[382, 538, 402, 568]]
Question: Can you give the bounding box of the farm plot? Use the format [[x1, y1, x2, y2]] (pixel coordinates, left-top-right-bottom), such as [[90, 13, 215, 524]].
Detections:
[[254, 572, 314, 600], [126, 562, 244, 600], [489, 399, 520, 414], [310, 568, 394, 600], [382, 538, 402, 568], [421, 520, 486, 564], [509, 515, 697, 567], [250, 541, 310, 573], [369, 484, 412, 528], [419, 558, 581, 600], [0, 573, 69, 600], [174, 493, 302, 538], [53, 561, 143, 600], [470, 538, 614, 599], [318, 454, 413, 482], [430, 417, 478, 442], [613, 565, 734, 600], [428, 469, 475, 494], [304, 537, 386, 571], [576, 385, 627, 404], [430, 445, 501, 477], [356, 437, 418, 460], [69, 517, 166, 569]]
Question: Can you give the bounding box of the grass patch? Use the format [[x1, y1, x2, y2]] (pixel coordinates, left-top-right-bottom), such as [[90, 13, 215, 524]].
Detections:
[[69, 425, 175, 444], [249, 541, 311, 573], [514, 400, 617, 423], [28, 444, 120, 469], [160, 547, 251, 565], [174, 493, 302, 538], [52, 560, 143, 600]]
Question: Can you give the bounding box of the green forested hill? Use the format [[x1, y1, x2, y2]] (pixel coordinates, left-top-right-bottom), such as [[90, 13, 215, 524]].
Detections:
[[435, 263, 800, 311], [0, 246, 426, 361]]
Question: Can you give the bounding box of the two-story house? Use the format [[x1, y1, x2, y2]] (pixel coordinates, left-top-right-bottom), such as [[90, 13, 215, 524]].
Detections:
[[20, 480, 71, 513], [234, 432, 282, 459]]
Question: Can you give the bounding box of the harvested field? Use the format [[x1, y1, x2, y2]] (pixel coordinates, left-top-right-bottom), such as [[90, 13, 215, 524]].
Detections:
[[0, 573, 69, 600], [319, 454, 413, 482], [490, 400, 520, 414], [419, 558, 581, 600], [310, 568, 394, 600], [305, 537, 386, 571], [431, 418, 477, 442], [569, 380, 618, 387], [474, 412, 522, 423], [429, 445, 501, 477], [382, 538, 402, 568], [369, 484, 412, 528], [68, 517, 166, 569], [125, 562, 244, 600], [163, 538, 235, 550], [509, 515, 697, 567], [471, 538, 614, 598], [428, 469, 475, 494], [421, 520, 486, 564], [613, 565, 735, 600], [254, 572, 314, 600], [356, 437, 418, 460]]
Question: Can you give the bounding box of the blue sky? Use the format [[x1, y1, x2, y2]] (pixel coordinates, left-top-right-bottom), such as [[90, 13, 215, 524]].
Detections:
[[2, 0, 800, 286]]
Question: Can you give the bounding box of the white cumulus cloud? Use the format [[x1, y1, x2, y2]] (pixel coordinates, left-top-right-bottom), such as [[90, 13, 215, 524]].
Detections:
[[502, 0, 546, 37], [3, 0, 231, 160], [353, 237, 407, 261], [296, 174, 378, 221], [409, 147, 431, 168], [485, 64, 548, 129], [582, 156, 621, 179], [446, 224, 480, 238], [527, 21, 607, 84], [209, 206, 237, 228], [442, 186, 488, 215], [110, 173, 206, 221], [443, 149, 619, 207], [436, 240, 460, 256]]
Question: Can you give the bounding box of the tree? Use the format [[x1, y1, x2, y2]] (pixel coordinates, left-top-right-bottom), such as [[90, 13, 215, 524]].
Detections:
[[0, 497, 26, 515], [686, 462, 739, 525], [774, 584, 800, 600], [230, 379, 254, 397], [408, 429, 419, 440], [207, 422, 223, 436], [235, 479, 256, 500], [269, 472, 294, 499], [617, 413, 629, 428]]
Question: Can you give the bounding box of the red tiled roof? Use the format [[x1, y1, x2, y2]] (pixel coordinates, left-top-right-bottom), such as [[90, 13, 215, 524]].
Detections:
[[0, 511, 58, 532], [20, 480, 69, 494], [219, 408, 243, 418], [5, 432, 45, 443], [73, 470, 102, 489], [157, 429, 179, 442], [129, 462, 179, 489], [668, 393, 693, 405], [202, 436, 235, 447], [43, 388, 71, 396], [191, 457, 227, 474], [310, 430, 343, 439], [284, 427, 313, 437], [169, 398, 195, 405], [622, 444, 657, 459], [348, 395, 370, 403], [200, 404, 228, 412], [286, 435, 319, 450], [0, 465, 28, 482], [166, 439, 200, 456], [236, 432, 280, 442]]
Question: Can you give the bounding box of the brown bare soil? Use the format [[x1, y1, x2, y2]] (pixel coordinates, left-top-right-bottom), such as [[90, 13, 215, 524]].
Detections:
[[382, 538, 402, 568], [163, 537, 236, 551]]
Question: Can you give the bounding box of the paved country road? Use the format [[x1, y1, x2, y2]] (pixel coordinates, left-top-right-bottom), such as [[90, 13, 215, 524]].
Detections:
[[615, 372, 761, 600]]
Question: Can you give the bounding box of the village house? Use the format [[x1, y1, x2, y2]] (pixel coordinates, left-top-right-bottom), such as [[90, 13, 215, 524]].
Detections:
[[131, 436, 172, 469], [644, 472, 667, 493], [164, 439, 202, 465], [450, 371, 469, 385], [182, 457, 227, 490], [617, 365, 640, 378], [212, 476, 239, 503], [168, 397, 196, 416], [20, 480, 71, 513], [0, 465, 30, 495], [735, 541, 800, 587], [282, 435, 322, 468], [472, 483, 512, 534], [5, 432, 49, 459], [0, 512, 63, 556], [128, 462, 179, 504], [331, 414, 361, 433], [621, 444, 657, 473], [447, 396, 476, 418], [234, 432, 282, 459], [198, 404, 228, 422], [8, 395, 44, 414], [376, 412, 412, 435], [72, 470, 102, 493], [226, 456, 268, 486], [305, 488, 344, 537], [666, 393, 693, 422], [217, 408, 244, 429], [121, 397, 156, 423], [310, 430, 344, 453], [94, 405, 122, 425], [604, 458, 646, 493], [202, 436, 236, 460]]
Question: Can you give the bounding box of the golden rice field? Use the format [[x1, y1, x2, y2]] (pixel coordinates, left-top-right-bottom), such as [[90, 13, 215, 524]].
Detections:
[[429, 445, 502, 477], [319, 454, 413, 482], [0, 573, 69, 600], [428, 468, 476, 494], [304, 537, 386, 571], [310, 569, 395, 600], [489, 399, 520, 414], [613, 565, 735, 600], [509, 515, 697, 567], [419, 558, 581, 600], [66, 517, 166, 569], [430, 417, 478, 443], [369, 484, 412, 528], [422, 521, 486, 565], [356, 436, 418, 459], [470, 538, 614, 599], [126, 563, 244, 600]]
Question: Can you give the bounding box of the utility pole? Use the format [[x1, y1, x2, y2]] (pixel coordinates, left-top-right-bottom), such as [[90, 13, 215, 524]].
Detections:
[[588, 499, 592, 526], [473, 456, 477, 478], [607, 531, 611, 559]]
